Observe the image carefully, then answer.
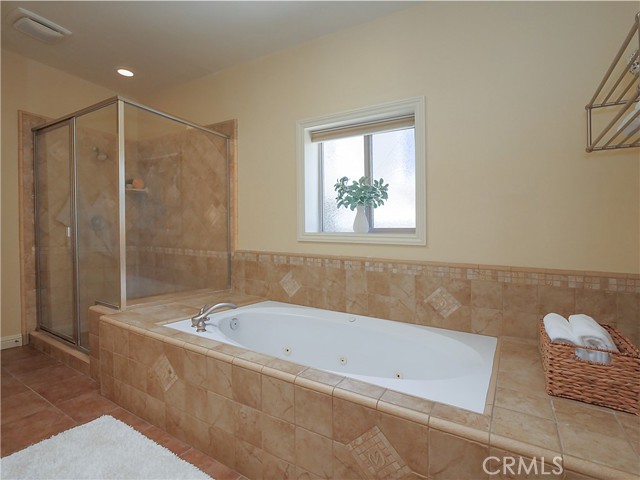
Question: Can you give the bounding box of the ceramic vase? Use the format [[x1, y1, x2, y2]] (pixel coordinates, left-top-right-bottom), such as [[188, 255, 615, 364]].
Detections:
[[353, 205, 369, 233]]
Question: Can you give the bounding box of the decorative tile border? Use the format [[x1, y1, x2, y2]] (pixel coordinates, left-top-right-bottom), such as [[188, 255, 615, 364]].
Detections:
[[233, 251, 639, 293], [126, 246, 229, 258]]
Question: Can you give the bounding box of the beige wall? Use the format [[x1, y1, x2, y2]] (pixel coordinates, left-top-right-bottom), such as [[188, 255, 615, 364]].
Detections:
[[144, 2, 639, 274], [2, 2, 639, 341], [1, 49, 115, 338]]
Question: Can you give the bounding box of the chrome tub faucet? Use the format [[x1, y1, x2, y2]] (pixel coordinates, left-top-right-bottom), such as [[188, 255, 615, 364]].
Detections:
[[191, 302, 237, 332]]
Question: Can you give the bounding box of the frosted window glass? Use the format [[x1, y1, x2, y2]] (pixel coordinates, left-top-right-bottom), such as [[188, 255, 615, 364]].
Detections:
[[321, 137, 365, 232], [371, 129, 416, 229]]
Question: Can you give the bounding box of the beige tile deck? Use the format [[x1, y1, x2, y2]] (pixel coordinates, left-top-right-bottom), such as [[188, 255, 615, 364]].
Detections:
[[96, 290, 639, 480]]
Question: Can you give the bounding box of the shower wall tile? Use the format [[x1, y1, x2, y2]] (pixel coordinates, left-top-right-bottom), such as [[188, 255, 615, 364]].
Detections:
[[75, 122, 120, 344], [125, 127, 230, 300], [232, 251, 639, 347]]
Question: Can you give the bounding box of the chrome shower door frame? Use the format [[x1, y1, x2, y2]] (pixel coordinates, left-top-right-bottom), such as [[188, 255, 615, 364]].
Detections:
[[32, 96, 232, 351], [33, 118, 80, 346]]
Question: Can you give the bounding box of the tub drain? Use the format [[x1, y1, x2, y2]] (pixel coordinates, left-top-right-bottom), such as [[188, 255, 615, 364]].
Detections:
[[338, 356, 348, 366], [282, 347, 292, 356], [394, 371, 403, 379]]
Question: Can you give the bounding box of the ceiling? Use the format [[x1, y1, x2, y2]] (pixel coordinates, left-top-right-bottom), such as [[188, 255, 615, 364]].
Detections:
[[2, 1, 416, 98]]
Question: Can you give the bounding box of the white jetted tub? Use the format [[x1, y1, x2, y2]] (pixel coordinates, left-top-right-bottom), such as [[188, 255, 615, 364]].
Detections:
[[167, 301, 497, 413]]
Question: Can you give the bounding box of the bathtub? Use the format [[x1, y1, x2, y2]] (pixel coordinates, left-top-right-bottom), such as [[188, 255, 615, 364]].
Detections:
[[167, 301, 497, 413]]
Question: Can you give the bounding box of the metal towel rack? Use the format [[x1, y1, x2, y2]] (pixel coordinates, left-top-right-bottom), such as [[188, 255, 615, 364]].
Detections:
[[586, 12, 640, 152]]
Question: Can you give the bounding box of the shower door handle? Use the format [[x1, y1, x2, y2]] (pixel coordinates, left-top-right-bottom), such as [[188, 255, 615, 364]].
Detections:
[[66, 226, 71, 238]]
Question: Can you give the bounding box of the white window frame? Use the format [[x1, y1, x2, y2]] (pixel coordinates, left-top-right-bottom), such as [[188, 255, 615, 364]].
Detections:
[[296, 97, 426, 245]]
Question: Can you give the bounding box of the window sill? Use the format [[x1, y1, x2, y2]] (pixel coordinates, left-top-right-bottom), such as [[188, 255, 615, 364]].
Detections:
[[297, 231, 425, 246]]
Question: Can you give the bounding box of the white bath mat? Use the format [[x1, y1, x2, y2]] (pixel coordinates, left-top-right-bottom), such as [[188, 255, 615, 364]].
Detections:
[[0, 415, 212, 479]]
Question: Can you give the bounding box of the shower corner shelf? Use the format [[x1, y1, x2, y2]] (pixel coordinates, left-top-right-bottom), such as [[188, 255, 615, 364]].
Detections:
[[125, 187, 148, 193], [585, 11, 640, 152]]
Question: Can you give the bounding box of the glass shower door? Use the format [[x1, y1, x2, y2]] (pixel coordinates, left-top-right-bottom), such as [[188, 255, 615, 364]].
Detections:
[[75, 104, 120, 349], [34, 121, 76, 343]]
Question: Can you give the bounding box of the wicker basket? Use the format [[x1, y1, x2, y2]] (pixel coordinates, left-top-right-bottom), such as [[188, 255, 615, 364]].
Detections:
[[538, 320, 640, 415]]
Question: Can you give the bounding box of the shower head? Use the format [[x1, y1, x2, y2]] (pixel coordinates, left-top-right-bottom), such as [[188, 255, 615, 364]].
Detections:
[[92, 147, 109, 161]]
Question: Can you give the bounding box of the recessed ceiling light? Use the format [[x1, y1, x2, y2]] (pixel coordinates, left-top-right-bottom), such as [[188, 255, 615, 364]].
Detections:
[[117, 68, 134, 77]]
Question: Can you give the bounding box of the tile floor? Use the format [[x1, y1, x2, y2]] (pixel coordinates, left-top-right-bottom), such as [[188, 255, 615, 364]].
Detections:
[[1, 345, 246, 480]]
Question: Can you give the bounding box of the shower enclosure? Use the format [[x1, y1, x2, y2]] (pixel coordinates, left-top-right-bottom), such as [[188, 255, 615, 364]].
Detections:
[[33, 97, 230, 351]]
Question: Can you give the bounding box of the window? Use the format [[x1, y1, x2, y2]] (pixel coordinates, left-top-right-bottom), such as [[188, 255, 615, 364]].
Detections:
[[318, 122, 416, 233], [297, 97, 425, 245]]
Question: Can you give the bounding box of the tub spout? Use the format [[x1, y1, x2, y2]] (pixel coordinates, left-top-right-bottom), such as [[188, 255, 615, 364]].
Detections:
[[191, 302, 238, 332]]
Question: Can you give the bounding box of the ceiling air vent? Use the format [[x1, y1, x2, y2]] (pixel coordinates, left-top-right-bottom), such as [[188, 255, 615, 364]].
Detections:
[[10, 8, 71, 44]]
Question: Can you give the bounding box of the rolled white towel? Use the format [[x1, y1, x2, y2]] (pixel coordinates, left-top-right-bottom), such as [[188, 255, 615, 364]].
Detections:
[[568, 314, 619, 353], [543, 313, 606, 363], [569, 314, 617, 364], [574, 348, 600, 363], [574, 344, 610, 364], [543, 313, 578, 345]]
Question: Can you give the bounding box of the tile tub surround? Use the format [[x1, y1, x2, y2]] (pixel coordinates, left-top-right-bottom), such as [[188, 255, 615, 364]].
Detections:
[[232, 251, 640, 347], [96, 291, 639, 480]]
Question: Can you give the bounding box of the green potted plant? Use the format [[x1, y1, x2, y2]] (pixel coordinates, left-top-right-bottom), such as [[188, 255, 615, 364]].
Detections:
[[334, 176, 389, 233]]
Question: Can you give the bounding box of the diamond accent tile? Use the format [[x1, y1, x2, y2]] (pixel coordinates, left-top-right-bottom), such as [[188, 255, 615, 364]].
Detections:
[[205, 204, 221, 226], [280, 271, 301, 298], [425, 286, 461, 319], [150, 354, 178, 392], [347, 426, 411, 480]]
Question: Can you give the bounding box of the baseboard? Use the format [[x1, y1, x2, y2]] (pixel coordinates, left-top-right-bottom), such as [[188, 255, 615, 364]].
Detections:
[[1, 335, 24, 350]]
